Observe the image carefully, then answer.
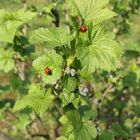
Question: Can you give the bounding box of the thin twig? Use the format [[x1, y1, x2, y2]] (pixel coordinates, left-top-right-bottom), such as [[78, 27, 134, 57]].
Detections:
[[101, 84, 113, 101], [94, 84, 113, 106]]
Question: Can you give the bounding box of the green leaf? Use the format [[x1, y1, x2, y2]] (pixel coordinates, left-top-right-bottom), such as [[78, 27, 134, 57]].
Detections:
[[13, 84, 54, 116], [0, 48, 15, 73], [33, 50, 63, 84], [68, 0, 116, 23], [0, 9, 36, 43], [127, 63, 140, 81], [65, 104, 82, 129], [14, 114, 31, 131], [78, 70, 94, 82], [30, 27, 75, 48], [60, 90, 75, 107], [63, 77, 78, 92], [56, 136, 68, 140], [60, 89, 79, 108], [0, 20, 21, 43], [74, 122, 97, 140], [124, 42, 140, 53], [112, 124, 129, 138], [79, 106, 97, 121], [98, 131, 114, 140], [14, 8, 37, 22], [123, 72, 137, 87], [76, 25, 121, 74], [68, 134, 75, 140], [59, 115, 69, 125], [65, 105, 97, 140]]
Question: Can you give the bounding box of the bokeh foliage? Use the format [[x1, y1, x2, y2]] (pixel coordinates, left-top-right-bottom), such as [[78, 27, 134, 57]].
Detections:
[[0, 0, 140, 140]]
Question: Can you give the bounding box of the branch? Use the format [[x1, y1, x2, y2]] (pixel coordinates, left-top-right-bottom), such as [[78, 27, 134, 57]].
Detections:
[[0, 131, 12, 140], [94, 84, 113, 106], [102, 84, 113, 101], [51, 9, 60, 27]]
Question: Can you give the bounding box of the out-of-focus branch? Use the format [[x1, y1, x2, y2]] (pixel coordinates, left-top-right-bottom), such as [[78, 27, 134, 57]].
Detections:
[[51, 9, 60, 27], [93, 84, 113, 106], [102, 84, 113, 101], [26, 118, 50, 139], [0, 131, 12, 140]]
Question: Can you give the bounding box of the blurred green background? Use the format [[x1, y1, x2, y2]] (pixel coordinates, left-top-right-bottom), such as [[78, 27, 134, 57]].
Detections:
[[0, 0, 140, 140]]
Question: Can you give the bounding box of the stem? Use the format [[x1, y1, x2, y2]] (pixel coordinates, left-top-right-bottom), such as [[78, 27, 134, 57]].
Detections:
[[51, 8, 60, 27]]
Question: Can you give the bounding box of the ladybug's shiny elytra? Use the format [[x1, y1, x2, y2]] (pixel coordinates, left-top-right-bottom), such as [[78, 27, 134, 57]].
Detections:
[[44, 67, 52, 75], [79, 25, 88, 32]]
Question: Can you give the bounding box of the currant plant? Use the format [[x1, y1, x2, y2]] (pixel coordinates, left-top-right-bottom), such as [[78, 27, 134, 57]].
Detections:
[[0, 0, 122, 140]]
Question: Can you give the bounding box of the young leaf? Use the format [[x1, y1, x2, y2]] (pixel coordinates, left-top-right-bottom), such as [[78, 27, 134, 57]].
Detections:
[[13, 84, 54, 116], [76, 25, 121, 74], [60, 89, 79, 108], [30, 27, 75, 48], [60, 90, 75, 107], [63, 77, 78, 92], [68, 0, 116, 23], [0, 48, 15, 73], [33, 50, 63, 84]]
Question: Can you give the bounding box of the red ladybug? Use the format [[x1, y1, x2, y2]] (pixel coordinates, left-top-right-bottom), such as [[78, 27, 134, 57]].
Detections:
[[44, 67, 52, 75], [79, 25, 88, 32]]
